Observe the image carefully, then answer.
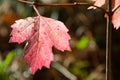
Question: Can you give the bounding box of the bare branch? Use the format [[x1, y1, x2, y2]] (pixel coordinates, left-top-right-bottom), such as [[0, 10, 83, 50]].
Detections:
[[17, 0, 107, 13], [18, 0, 34, 5]]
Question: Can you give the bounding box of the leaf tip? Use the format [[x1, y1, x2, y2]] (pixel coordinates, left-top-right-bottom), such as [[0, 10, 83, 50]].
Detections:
[[114, 26, 120, 30]]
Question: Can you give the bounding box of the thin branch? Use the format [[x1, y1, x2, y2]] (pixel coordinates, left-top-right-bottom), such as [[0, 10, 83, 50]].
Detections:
[[18, 0, 34, 5], [106, 0, 112, 80], [112, 4, 120, 12], [18, 0, 107, 13], [51, 62, 77, 80], [33, 5, 40, 16]]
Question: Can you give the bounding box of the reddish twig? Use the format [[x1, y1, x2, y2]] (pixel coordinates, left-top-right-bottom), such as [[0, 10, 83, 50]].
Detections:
[[18, 0, 107, 13]]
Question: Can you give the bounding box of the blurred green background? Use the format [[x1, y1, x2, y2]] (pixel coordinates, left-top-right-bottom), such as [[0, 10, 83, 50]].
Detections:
[[0, 0, 120, 80]]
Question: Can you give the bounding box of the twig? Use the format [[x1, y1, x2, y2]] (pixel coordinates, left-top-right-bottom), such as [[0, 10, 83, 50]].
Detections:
[[112, 4, 120, 13], [17, 0, 107, 13], [18, 0, 34, 5], [106, 0, 112, 80], [51, 62, 77, 80], [33, 5, 40, 16]]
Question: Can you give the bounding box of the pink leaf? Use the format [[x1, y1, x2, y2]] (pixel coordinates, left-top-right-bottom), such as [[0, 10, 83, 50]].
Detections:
[[93, 0, 105, 7], [88, 0, 105, 9], [112, 0, 120, 29], [89, 0, 120, 29], [9, 16, 71, 74], [112, 8, 120, 29], [9, 17, 35, 44]]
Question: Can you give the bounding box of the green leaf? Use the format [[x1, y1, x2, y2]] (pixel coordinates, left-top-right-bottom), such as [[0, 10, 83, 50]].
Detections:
[[76, 36, 89, 50], [70, 61, 90, 77], [0, 50, 15, 80], [3, 50, 15, 69], [0, 0, 3, 5]]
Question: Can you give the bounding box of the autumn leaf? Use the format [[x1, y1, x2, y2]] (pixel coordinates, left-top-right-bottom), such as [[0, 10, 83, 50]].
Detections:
[[89, 0, 120, 29], [9, 16, 71, 74], [88, 0, 105, 9], [9, 17, 35, 44], [93, 0, 105, 7], [112, 0, 120, 29]]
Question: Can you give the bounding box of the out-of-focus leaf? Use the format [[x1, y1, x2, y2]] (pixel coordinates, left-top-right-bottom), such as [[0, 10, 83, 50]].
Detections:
[[76, 36, 89, 50], [0, 50, 15, 80], [0, 73, 10, 80], [3, 50, 15, 68], [3, 12, 20, 25], [0, 50, 15, 72], [0, 0, 3, 5], [0, 61, 4, 72], [70, 61, 90, 77]]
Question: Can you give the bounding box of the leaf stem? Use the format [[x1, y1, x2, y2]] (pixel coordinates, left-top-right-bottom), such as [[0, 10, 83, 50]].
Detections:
[[106, 0, 112, 80], [33, 5, 40, 16]]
